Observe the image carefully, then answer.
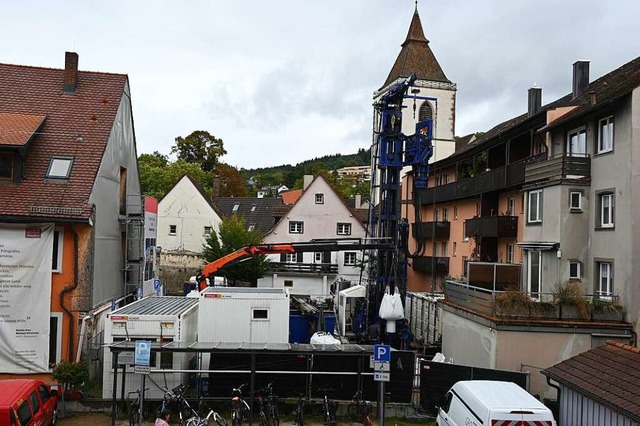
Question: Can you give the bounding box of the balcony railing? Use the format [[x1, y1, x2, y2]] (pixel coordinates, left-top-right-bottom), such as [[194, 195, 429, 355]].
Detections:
[[443, 280, 624, 323], [412, 221, 450, 239], [464, 216, 518, 239], [269, 262, 338, 274], [525, 153, 591, 184], [412, 256, 450, 275], [417, 159, 526, 204]]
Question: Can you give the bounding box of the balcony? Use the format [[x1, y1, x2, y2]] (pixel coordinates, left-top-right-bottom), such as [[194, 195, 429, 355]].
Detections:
[[525, 153, 591, 185], [269, 262, 338, 274], [443, 280, 625, 323], [412, 221, 450, 239], [412, 256, 449, 275], [464, 216, 518, 239], [418, 159, 526, 204]]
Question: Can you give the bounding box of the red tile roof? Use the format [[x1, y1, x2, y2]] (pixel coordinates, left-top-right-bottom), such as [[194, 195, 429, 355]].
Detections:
[[0, 113, 47, 146], [280, 189, 302, 205], [0, 61, 128, 221], [542, 340, 640, 422]]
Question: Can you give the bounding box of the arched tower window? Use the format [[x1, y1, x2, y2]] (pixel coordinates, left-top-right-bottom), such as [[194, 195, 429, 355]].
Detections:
[[419, 101, 433, 122]]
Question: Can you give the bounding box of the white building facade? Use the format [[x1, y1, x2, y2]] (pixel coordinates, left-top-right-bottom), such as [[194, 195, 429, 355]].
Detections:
[[257, 176, 367, 299]]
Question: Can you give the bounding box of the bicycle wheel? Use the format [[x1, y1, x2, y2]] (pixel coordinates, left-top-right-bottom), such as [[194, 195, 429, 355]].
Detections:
[[232, 410, 242, 426], [269, 404, 279, 426], [347, 403, 360, 422], [294, 406, 303, 426], [214, 412, 228, 426], [259, 411, 268, 426], [129, 409, 139, 426]]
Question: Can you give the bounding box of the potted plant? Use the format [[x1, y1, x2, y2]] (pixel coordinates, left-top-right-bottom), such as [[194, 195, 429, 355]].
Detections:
[[591, 299, 624, 322], [553, 281, 591, 320], [51, 360, 89, 417], [495, 286, 532, 318]]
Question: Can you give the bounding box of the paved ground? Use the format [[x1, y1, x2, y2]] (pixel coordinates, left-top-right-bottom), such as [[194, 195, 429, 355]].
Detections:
[[57, 412, 436, 425]]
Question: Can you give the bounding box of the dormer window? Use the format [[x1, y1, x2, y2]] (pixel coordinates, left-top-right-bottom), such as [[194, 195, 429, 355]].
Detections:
[[46, 157, 73, 179], [0, 153, 14, 180]]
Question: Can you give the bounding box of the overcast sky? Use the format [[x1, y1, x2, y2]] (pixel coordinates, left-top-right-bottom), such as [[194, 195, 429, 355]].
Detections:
[[2, 1, 639, 169]]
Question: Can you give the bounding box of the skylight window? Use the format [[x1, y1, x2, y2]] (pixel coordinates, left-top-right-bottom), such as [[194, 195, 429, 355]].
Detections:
[[47, 157, 73, 179], [232, 203, 240, 212]]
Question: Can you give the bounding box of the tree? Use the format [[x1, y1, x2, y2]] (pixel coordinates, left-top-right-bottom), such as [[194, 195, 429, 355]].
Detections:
[[202, 216, 270, 285], [138, 151, 168, 168], [139, 159, 212, 200], [216, 163, 249, 197], [171, 130, 227, 172]]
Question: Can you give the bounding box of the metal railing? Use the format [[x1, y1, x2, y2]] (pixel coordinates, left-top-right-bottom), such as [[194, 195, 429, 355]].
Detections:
[[443, 280, 624, 322], [268, 262, 339, 274]]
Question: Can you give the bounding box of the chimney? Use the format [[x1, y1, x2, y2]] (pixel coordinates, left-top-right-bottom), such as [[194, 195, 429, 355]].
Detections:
[[303, 175, 313, 191], [528, 87, 542, 117], [63, 52, 79, 94], [355, 194, 362, 209], [212, 175, 220, 200], [572, 60, 590, 99]]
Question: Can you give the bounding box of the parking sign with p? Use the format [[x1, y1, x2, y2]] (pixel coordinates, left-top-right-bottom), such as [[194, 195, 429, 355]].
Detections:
[[374, 344, 391, 362]]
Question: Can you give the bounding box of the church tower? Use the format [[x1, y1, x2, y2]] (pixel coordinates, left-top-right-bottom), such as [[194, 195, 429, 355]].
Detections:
[[374, 5, 457, 162]]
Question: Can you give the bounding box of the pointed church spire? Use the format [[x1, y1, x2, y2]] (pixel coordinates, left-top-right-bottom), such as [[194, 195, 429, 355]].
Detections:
[[382, 7, 449, 87]]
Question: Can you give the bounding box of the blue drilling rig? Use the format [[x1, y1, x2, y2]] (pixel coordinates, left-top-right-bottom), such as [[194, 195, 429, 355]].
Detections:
[[368, 73, 435, 346]]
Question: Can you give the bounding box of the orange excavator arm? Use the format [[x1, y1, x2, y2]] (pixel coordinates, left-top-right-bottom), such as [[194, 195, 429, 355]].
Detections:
[[198, 244, 295, 290]]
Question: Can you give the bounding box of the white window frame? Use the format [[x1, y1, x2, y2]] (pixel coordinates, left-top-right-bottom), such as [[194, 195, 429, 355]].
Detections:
[[285, 253, 298, 263], [434, 209, 440, 222], [528, 190, 542, 223], [598, 116, 614, 154], [434, 242, 439, 257], [453, 206, 458, 220], [169, 225, 177, 235], [507, 244, 514, 264], [598, 262, 613, 299], [252, 308, 270, 321], [570, 191, 582, 211], [315, 193, 324, 204], [232, 203, 240, 212], [344, 252, 357, 266], [203, 226, 212, 235], [600, 193, 614, 228], [49, 312, 63, 367], [336, 223, 352, 236], [527, 250, 542, 299], [443, 208, 449, 222], [314, 252, 322, 263], [289, 221, 303, 234], [507, 197, 516, 216], [52, 227, 63, 273], [453, 242, 457, 257], [567, 127, 587, 157], [442, 242, 448, 257], [569, 261, 581, 280]]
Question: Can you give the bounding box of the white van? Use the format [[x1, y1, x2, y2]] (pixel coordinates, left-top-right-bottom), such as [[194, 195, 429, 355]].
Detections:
[[436, 380, 556, 426]]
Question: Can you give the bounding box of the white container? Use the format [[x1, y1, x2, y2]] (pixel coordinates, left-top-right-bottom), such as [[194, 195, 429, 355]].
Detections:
[[436, 380, 556, 426], [198, 287, 290, 344], [102, 296, 199, 399]]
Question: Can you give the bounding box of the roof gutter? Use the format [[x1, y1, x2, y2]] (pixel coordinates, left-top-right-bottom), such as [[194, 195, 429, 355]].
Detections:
[[0, 215, 91, 224], [60, 224, 79, 360]]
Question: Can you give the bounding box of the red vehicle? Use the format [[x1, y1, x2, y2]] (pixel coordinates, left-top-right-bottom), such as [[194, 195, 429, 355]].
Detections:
[[0, 379, 58, 426]]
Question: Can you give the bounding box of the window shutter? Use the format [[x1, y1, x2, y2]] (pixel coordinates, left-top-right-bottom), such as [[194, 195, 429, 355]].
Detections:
[[323, 251, 331, 263], [280, 253, 286, 262], [296, 252, 303, 263]]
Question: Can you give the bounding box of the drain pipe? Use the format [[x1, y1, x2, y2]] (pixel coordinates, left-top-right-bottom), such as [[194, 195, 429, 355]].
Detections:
[[60, 225, 79, 361]]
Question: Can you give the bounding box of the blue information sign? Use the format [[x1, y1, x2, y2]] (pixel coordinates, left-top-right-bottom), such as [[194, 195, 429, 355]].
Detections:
[[134, 340, 152, 366], [373, 344, 391, 363]]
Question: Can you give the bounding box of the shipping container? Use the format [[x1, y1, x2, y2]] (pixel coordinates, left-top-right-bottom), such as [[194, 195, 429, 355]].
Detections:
[[198, 287, 290, 343], [406, 292, 443, 345], [102, 296, 199, 399]]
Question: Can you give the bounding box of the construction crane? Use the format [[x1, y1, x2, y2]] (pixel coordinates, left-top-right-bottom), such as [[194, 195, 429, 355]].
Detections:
[[368, 73, 435, 345], [197, 239, 394, 291]]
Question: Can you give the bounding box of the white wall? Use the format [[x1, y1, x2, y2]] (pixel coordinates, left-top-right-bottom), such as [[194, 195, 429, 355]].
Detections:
[[157, 176, 222, 253], [89, 80, 142, 306], [260, 176, 367, 297]]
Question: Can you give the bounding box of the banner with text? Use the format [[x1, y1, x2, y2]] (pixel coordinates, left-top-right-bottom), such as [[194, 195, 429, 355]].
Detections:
[[0, 224, 53, 373]]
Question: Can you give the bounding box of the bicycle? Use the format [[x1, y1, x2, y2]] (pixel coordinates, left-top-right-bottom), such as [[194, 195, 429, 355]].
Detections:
[[154, 383, 186, 421], [347, 391, 373, 426], [318, 388, 337, 425], [128, 388, 149, 426], [230, 383, 251, 426], [293, 393, 307, 426], [256, 382, 279, 426], [185, 398, 227, 426]]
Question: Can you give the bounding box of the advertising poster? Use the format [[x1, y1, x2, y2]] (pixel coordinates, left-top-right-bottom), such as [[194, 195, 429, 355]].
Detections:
[[0, 224, 53, 373]]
